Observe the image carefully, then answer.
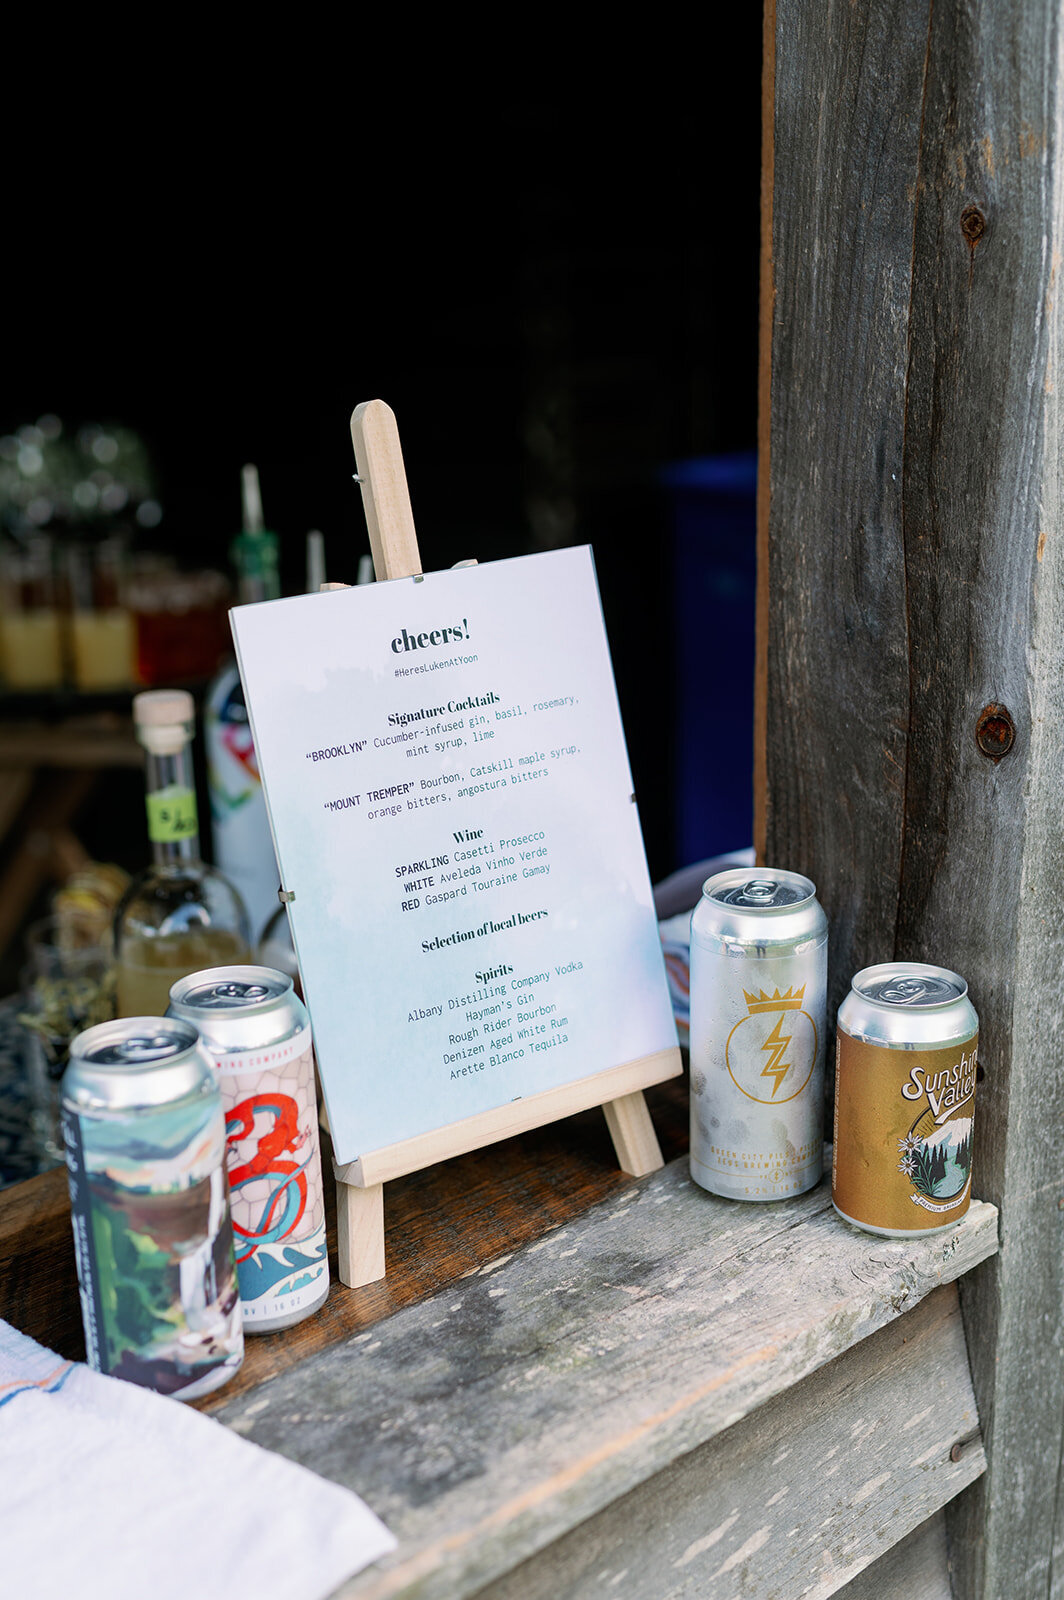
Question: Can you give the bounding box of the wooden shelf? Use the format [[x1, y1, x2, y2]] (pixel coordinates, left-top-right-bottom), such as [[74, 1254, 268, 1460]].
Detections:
[[0, 1075, 997, 1599], [209, 1159, 997, 1600]]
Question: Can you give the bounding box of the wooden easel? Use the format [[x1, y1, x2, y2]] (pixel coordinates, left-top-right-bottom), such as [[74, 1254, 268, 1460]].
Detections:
[[328, 399, 682, 1287]]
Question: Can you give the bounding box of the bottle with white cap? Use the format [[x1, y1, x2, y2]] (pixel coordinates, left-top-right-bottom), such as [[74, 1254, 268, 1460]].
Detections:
[[113, 689, 252, 1016]]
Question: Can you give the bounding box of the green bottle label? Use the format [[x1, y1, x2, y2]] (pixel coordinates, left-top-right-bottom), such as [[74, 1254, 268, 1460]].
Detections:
[[146, 785, 198, 843]]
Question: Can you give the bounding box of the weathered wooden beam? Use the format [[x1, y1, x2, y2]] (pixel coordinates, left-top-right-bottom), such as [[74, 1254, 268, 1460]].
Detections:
[[213, 1159, 997, 1600], [0, 1085, 692, 1405], [836, 1511, 951, 1600], [760, 2, 1064, 1595], [470, 1287, 980, 1600]]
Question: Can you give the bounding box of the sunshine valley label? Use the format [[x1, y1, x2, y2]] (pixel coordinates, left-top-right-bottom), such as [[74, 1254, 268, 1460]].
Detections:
[[832, 1031, 977, 1233]]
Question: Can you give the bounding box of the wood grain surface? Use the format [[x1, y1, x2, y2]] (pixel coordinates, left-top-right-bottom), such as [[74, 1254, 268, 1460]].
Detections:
[[761, 3, 1064, 1594], [210, 1162, 996, 1600], [835, 1511, 951, 1600], [0, 1077, 995, 1598], [470, 1286, 979, 1600], [0, 1080, 690, 1409], [350, 401, 423, 582]]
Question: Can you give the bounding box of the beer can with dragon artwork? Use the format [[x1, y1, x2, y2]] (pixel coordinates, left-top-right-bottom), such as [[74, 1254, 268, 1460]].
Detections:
[[689, 869, 828, 1201], [168, 966, 329, 1330], [833, 963, 978, 1236]]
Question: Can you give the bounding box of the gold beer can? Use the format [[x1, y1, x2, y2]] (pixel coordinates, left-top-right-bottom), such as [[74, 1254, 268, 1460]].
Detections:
[[833, 963, 978, 1236]]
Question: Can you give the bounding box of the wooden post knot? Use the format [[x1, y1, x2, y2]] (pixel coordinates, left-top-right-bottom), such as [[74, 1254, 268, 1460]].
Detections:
[[960, 204, 987, 246], [975, 703, 1015, 762]]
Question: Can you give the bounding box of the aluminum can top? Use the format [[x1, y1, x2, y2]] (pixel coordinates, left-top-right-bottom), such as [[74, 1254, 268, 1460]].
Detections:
[[171, 966, 290, 1013], [707, 872, 810, 909], [64, 1016, 209, 1113], [852, 962, 966, 1009], [167, 964, 307, 1054], [840, 962, 977, 1048], [691, 867, 826, 953]]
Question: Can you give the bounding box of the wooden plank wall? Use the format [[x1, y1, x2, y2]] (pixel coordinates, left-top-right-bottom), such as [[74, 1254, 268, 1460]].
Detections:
[[759, 2, 1064, 1596]]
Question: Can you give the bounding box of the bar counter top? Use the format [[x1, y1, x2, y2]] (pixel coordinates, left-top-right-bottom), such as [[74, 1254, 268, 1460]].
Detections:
[[0, 1079, 998, 1600]]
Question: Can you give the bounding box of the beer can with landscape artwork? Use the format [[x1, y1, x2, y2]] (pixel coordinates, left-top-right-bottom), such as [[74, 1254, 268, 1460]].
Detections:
[[61, 1016, 243, 1400], [833, 963, 978, 1236]]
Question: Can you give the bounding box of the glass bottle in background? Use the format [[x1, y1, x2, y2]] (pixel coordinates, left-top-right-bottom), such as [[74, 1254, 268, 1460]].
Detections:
[[0, 535, 63, 689], [129, 559, 232, 687], [65, 536, 136, 691], [205, 465, 281, 944], [114, 689, 251, 1015]]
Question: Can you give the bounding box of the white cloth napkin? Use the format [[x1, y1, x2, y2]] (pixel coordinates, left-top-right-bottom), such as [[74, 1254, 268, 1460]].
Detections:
[[0, 1318, 395, 1600]]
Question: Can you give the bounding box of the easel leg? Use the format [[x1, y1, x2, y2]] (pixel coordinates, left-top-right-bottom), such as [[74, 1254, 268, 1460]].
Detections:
[[603, 1091, 664, 1177], [335, 1179, 386, 1287]]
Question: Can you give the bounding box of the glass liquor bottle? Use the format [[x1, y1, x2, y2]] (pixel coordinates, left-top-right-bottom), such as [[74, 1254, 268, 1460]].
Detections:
[[114, 689, 252, 1016]]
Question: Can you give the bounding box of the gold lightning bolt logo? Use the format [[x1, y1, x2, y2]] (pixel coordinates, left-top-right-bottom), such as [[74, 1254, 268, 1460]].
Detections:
[[760, 1015, 792, 1097], [727, 989, 816, 1105]]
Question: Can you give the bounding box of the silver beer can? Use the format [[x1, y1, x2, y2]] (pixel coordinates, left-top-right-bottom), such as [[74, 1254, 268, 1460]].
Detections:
[[61, 1016, 244, 1400], [689, 868, 828, 1200], [167, 965, 329, 1332]]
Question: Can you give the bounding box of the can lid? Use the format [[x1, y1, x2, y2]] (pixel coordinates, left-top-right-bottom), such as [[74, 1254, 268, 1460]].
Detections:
[[853, 962, 967, 1008], [76, 1016, 196, 1065], [65, 1016, 208, 1111], [169, 964, 291, 1014], [705, 868, 815, 910]]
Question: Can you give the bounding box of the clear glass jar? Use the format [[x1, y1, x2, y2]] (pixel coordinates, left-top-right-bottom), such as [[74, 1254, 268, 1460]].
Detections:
[[0, 535, 63, 690], [64, 536, 136, 691]]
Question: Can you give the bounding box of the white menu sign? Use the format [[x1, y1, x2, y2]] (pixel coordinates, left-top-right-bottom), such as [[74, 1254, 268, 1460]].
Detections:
[[231, 546, 677, 1164]]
